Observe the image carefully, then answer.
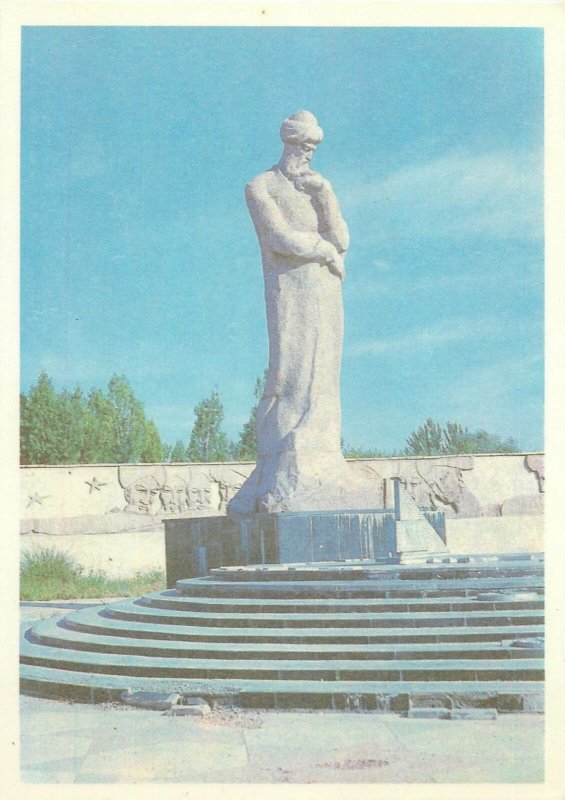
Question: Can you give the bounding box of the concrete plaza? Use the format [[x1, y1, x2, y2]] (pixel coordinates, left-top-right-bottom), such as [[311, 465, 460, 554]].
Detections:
[[19, 601, 544, 785], [20, 694, 543, 784]]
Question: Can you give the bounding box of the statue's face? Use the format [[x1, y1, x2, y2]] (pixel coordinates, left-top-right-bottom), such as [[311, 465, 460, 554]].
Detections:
[[187, 475, 213, 510], [285, 140, 317, 176], [430, 468, 464, 503], [406, 475, 428, 506], [126, 476, 160, 513], [160, 478, 188, 513]]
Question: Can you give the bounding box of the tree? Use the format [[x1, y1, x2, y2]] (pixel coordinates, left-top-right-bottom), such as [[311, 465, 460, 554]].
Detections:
[[20, 371, 64, 464], [140, 420, 166, 463], [57, 386, 86, 463], [168, 440, 187, 462], [81, 388, 115, 463], [443, 422, 519, 454], [234, 369, 268, 461], [20, 371, 167, 464], [186, 391, 233, 462], [341, 440, 390, 458], [104, 374, 148, 462], [404, 418, 445, 457], [404, 418, 520, 456]]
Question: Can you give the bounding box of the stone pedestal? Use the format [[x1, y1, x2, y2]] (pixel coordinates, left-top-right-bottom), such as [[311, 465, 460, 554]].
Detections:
[[164, 502, 447, 587], [164, 509, 395, 587]]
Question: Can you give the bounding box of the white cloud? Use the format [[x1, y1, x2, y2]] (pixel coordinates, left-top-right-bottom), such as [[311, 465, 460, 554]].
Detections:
[[348, 316, 504, 358], [345, 257, 543, 302], [341, 149, 543, 241]]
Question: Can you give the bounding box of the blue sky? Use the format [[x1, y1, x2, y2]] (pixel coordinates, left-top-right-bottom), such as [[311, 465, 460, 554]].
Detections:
[[21, 26, 544, 452]]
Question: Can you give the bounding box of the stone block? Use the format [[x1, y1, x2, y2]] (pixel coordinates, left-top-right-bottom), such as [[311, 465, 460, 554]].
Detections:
[[120, 690, 182, 711], [165, 697, 211, 716], [522, 693, 544, 713], [449, 708, 498, 720], [496, 693, 525, 712], [408, 708, 450, 719], [389, 693, 410, 713], [408, 692, 452, 709]]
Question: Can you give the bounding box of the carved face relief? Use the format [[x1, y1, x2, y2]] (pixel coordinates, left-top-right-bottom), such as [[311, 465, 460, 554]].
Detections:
[[186, 474, 214, 510], [217, 479, 245, 511], [124, 476, 161, 514], [429, 467, 465, 507], [405, 474, 429, 508], [160, 476, 188, 514]]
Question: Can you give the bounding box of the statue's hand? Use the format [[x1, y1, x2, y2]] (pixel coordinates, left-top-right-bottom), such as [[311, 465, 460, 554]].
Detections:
[[327, 252, 345, 281], [295, 171, 330, 195], [314, 239, 345, 281]]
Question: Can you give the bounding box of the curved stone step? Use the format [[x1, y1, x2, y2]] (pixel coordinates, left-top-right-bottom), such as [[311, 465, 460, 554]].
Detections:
[[139, 589, 544, 615], [175, 574, 544, 599], [20, 631, 544, 682], [27, 616, 544, 661], [103, 598, 544, 630], [20, 553, 545, 711], [62, 606, 545, 645], [19, 662, 544, 712], [206, 557, 544, 583]]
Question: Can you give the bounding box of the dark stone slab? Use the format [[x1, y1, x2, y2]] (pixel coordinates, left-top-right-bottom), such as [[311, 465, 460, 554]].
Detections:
[[164, 509, 397, 587]]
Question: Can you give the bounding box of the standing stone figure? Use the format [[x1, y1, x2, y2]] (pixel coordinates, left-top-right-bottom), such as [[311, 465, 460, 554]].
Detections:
[[228, 111, 381, 514]]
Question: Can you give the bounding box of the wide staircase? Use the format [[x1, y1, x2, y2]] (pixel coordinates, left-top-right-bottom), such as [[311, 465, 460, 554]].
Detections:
[[20, 552, 544, 713]]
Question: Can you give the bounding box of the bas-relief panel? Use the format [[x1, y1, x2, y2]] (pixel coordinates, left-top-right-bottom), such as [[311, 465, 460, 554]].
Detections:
[[20, 455, 543, 523], [116, 464, 254, 516], [351, 455, 544, 518]]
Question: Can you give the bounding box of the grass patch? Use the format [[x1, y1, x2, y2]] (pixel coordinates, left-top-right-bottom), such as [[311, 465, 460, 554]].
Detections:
[[20, 546, 165, 601]]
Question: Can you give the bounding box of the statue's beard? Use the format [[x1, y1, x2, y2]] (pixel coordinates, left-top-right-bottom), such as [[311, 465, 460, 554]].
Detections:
[[282, 154, 311, 179]]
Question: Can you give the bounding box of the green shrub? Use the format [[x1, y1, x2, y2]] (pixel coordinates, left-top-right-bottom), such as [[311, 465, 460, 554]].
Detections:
[[20, 546, 166, 601], [21, 547, 80, 583]]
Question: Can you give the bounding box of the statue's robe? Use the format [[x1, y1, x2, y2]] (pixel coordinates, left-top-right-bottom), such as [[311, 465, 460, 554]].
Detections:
[[229, 167, 381, 513]]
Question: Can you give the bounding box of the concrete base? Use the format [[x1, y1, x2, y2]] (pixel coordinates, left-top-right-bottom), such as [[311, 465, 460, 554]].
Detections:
[[164, 509, 397, 587]]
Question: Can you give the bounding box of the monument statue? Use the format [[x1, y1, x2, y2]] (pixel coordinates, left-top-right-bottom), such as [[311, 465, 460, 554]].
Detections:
[[228, 111, 381, 514]]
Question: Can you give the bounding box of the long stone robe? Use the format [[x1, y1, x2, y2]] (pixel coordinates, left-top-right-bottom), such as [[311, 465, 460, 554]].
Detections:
[[228, 167, 381, 513]]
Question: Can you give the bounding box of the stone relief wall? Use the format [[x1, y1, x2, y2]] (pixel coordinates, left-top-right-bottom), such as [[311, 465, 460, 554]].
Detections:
[[21, 454, 542, 527], [348, 454, 543, 519]]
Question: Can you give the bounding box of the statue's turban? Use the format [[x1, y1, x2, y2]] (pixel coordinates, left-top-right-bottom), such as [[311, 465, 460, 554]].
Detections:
[[280, 110, 323, 145], [118, 464, 166, 489]]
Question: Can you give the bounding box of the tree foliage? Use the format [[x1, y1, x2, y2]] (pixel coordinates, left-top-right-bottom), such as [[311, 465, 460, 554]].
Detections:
[[404, 418, 520, 456], [234, 369, 268, 461], [168, 440, 187, 463], [20, 371, 166, 464], [20, 372, 67, 464], [21, 371, 521, 466], [341, 440, 392, 458], [186, 391, 233, 462]]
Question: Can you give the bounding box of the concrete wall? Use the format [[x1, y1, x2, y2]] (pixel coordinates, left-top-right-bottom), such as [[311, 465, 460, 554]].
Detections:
[[20, 454, 544, 577], [21, 527, 166, 580], [446, 516, 544, 555]]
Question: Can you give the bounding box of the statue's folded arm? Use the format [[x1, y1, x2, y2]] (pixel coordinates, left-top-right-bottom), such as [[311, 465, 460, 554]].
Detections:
[[313, 188, 350, 254], [245, 183, 324, 261]]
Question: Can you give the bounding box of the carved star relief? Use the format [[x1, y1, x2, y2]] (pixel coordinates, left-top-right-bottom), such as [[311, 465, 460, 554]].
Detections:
[[26, 492, 50, 509], [85, 476, 108, 494]]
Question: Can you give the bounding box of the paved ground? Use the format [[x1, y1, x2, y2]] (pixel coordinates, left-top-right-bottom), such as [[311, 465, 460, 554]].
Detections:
[[19, 601, 545, 784], [20, 695, 544, 784]]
